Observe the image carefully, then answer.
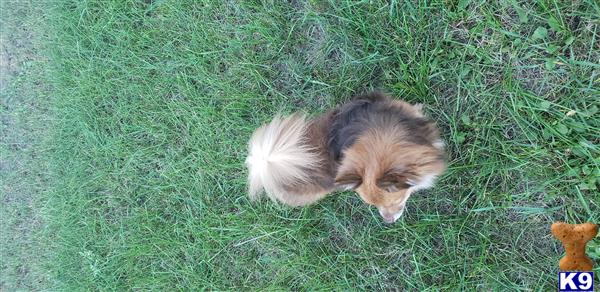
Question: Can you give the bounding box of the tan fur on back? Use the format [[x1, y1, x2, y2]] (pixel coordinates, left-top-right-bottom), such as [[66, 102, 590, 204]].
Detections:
[[337, 128, 445, 206]]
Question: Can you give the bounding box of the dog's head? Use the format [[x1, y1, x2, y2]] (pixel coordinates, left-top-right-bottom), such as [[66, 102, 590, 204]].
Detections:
[[335, 130, 445, 223]]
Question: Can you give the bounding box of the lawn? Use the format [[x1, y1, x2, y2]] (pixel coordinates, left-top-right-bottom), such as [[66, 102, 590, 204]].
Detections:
[[2, 0, 599, 290]]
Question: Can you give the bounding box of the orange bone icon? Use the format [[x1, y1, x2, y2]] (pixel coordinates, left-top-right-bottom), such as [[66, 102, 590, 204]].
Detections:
[[551, 222, 598, 271]]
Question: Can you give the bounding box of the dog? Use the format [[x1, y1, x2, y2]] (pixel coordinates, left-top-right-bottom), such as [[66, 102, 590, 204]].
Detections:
[[246, 92, 445, 223]]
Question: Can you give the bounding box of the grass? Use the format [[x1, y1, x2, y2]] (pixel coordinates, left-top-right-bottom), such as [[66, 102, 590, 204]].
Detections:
[[1, 1, 52, 289], [2, 0, 599, 290]]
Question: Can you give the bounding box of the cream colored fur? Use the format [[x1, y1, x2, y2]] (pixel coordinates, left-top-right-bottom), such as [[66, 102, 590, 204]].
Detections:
[[246, 114, 321, 203]]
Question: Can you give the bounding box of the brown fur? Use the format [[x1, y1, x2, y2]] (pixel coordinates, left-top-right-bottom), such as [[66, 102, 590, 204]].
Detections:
[[247, 92, 446, 222], [335, 130, 445, 222]]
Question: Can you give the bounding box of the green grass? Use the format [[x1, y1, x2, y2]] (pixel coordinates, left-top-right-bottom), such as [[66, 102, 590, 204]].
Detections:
[[2, 0, 599, 290]]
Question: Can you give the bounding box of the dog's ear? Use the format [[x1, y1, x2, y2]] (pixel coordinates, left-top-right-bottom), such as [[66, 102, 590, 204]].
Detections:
[[376, 167, 416, 193], [335, 170, 362, 190]]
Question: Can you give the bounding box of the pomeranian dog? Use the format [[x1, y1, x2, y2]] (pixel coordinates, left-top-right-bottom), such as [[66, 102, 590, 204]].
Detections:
[[246, 92, 445, 223]]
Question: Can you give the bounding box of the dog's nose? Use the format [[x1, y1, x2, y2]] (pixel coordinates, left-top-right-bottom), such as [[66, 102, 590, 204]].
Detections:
[[380, 211, 399, 223], [382, 215, 396, 224], [379, 207, 404, 223]]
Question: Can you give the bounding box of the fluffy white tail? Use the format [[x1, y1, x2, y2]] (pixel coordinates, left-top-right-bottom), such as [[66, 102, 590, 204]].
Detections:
[[246, 114, 320, 203]]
